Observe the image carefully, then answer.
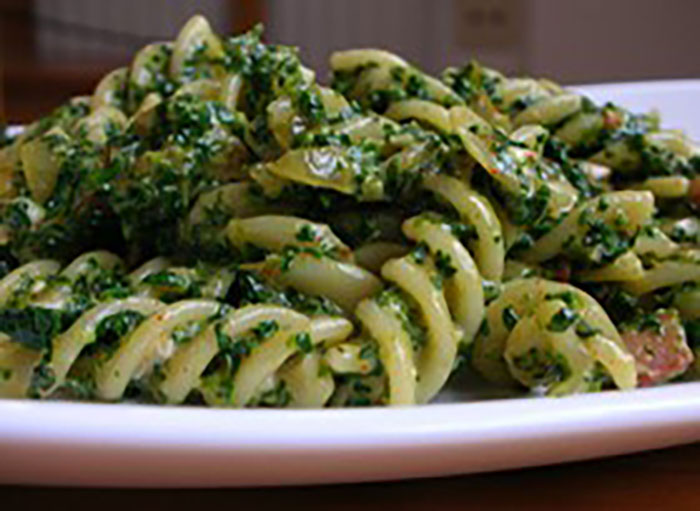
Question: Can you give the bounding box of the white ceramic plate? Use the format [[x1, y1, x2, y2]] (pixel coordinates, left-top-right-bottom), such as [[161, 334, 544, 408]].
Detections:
[[1, 80, 700, 488]]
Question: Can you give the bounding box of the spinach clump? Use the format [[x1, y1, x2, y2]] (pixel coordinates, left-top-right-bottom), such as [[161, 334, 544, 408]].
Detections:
[[0, 307, 71, 351]]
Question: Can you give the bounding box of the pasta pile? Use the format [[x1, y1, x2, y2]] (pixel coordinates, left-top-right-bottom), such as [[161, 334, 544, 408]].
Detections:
[[0, 16, 697, 407]]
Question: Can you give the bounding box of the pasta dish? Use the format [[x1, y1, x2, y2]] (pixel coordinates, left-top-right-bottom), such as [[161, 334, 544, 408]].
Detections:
[[0, 16, 697, 407]]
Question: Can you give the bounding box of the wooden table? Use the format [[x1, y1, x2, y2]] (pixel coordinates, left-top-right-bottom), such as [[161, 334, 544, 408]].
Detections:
[[1, 442, 698, 510]]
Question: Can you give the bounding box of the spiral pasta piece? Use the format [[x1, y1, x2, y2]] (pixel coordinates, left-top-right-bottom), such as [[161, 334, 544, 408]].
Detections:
[[34, 251, 125, 309], [520, 191, 655, 265], [45, 297, 165, 394], [381, 256, 459, 403], [275, 350, 334, 408], [385, 99, 453, 133], [472, 278, 636, 391], [330, 49, 462, 110], [226, 214, 383, 313], [623, 250, 700, 295], [350, 211, 491, 405], [0, 260, 61, 306], [355, 299, 415, 405], [401, 216, 484, 344], [159, 305, 352, 406], [94, 299, 225, 400], [422, 174, 505, 281], [227, 215, 353, 262], [128, 257, 235, 302], [503, 298, 635, 395], [256, 316, 353, 408]]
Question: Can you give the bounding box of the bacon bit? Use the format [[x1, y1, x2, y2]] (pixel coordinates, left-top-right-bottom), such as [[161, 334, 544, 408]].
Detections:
[[621, 313, 694, 386], [688, 177, 700, 207], [602, 109, 623, 130]]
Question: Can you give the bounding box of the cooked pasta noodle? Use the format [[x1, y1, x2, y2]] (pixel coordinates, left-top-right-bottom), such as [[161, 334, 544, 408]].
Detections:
[[0, 15, 697, 407]]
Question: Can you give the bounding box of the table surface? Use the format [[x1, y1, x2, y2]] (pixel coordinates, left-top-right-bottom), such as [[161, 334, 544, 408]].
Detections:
[[2, 441, 699, 510]]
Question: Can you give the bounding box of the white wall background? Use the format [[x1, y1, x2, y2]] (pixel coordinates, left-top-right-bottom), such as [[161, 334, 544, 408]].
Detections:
[[527, 0, 700, 83], [35, 0, 230, 59], [34, 0, 700, 85], [265, 0, 524, 78]]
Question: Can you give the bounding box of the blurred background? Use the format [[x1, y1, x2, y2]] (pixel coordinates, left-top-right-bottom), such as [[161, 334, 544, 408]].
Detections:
[[2, 0, 700, 124]]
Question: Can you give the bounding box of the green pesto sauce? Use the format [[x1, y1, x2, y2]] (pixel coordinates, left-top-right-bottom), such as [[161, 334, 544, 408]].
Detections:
[[511, 347, 571, 387], [375, 286, 427, 350]]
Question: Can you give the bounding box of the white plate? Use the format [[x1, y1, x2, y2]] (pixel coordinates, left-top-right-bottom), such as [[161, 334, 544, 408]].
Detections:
[[2, 80, 700, 488]]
